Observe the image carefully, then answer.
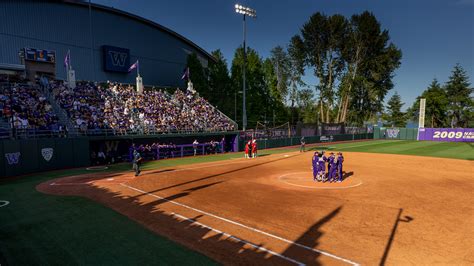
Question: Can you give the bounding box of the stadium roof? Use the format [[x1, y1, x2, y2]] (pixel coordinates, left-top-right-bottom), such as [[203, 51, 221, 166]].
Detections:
[[61, 0, 216, 63]]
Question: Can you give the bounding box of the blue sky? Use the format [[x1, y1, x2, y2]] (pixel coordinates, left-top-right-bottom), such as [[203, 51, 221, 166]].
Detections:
[[94, 0, 473, 109]]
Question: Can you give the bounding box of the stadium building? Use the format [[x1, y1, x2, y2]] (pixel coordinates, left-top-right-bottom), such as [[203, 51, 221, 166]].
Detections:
[[0, 0, 214, 86]]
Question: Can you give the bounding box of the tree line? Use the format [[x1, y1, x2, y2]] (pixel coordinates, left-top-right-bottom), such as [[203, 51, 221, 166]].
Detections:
[[185, 10, 470, 129], [385, 64, 473, 128]]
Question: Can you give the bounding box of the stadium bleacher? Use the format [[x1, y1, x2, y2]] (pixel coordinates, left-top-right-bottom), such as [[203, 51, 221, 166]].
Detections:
[[0, 79, 236, 138]]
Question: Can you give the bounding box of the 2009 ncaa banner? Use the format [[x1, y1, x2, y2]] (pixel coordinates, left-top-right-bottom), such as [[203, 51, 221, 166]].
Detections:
[[418, 128, 474, 142]]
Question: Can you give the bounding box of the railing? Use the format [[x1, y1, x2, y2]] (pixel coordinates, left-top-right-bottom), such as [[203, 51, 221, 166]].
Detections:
[[0, 126, 237, 139]]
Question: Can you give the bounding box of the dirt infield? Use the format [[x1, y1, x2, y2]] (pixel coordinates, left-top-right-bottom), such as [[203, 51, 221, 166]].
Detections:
[[38, 151, 474, 265]]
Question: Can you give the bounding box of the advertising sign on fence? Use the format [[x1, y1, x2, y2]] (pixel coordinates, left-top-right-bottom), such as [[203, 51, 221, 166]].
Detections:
[[321, 123, 345, 135], [417, 128, 474, 142]]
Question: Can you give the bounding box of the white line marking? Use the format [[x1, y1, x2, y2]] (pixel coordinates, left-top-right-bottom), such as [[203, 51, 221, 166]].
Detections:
[[120, 183, 359, 265], [278, 173, 363, 190], [171, 212, 304, 265], [86, 166, 109, 171], [0, 200, 9, 208], [50, 181, 93, 186]]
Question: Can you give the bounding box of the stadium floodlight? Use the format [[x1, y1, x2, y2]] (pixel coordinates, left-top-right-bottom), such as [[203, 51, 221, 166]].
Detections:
[[235, 4, 256, 17], [234, 3, 256, 131]]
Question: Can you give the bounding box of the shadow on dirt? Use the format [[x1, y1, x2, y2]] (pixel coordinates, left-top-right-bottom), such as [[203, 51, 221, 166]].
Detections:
[[131, 154, 298, 199], [44, 177, 345, 265], [342, 171, 354, 180], [380, 208, 414, 266]]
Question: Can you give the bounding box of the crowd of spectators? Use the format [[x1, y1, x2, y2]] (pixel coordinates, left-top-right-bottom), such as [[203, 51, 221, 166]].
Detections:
[[0, 84, 64, 134], [52, 81, 235, 134]]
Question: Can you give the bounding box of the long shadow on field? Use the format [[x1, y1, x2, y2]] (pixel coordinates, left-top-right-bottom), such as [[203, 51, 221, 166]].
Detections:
[[130, 154, 300, 199], [380, 208, 414, 265], [134, 181, 223, 207], [342, 171, 354, 180], [43, 178, 312, 265], [282, 206, 342, 265]]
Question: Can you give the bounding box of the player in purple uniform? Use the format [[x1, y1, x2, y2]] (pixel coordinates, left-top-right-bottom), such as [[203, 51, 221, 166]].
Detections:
[[337, 152, 344, 182], [318, 151, 327, 182], [312, 152, 319, 181], [328, 152, 337, 182]]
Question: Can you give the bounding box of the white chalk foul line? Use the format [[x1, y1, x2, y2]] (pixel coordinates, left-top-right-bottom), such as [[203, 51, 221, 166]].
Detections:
[[0, 200, 10, 208], [278, 173, 363, 190], [50, 181, 93, 186], [120, 183, 359, 266], [86, 166, 109, 171], [171, 212, 304, 265]]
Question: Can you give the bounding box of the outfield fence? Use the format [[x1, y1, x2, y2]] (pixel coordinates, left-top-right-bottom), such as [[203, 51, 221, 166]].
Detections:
[[373, 127, 474, 142], [238, 133, 373, 151], [373, 127, 418, 140]]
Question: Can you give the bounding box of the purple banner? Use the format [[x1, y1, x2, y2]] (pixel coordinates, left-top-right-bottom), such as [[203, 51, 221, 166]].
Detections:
[[417, 128, 474, 142]]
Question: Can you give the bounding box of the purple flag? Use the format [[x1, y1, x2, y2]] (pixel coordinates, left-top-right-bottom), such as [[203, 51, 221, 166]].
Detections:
[[128, 60, 139, 72], [181, 67, 190, 80], [64, 50, 70, 69]]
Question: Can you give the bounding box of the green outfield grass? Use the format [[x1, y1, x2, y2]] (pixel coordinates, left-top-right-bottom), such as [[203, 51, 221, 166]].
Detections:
[[319, 140, 474, 160], [0, 140, 472, 265]]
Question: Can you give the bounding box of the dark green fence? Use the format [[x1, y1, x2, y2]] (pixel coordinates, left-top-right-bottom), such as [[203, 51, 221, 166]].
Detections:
[[239, 133, 373, 151], [373, 127, 418, 140], [0, 138, 89, 178]]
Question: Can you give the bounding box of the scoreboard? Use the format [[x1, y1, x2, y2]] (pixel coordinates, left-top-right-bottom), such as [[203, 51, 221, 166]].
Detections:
[[24, 48, 56, 63]]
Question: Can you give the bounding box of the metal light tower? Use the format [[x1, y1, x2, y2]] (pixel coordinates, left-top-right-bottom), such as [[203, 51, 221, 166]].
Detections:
[[235, 4, 256, 131]]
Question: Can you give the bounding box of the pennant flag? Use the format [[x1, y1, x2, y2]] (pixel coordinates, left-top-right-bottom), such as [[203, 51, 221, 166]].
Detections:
[[128, 60, 139, 72], [64, 50, 70, 69], [181, 67, 190, 80]]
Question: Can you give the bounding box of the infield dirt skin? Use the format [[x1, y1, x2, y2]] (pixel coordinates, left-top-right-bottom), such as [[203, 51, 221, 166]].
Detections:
[[38, 151, 474, 265]]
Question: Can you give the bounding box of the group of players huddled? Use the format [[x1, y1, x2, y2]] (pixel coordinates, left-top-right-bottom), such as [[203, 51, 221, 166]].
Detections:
[[244, 139, 258, 159], [312, 151, 344, 182]]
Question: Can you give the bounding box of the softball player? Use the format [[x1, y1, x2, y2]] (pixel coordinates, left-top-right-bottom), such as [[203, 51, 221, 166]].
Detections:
[[337, 152, 344, 182], [312, 151, 319, 181]]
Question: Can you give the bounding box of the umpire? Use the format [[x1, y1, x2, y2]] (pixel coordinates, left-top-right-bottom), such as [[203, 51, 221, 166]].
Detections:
[[300, 137, 306, 152], [132, 150, 142, 176]]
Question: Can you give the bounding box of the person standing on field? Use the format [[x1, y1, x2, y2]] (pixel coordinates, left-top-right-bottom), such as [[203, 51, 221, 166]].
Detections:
[[244, 141, 250, 159], [251, 139, 258, 158], [132, 150, 142, 176], [193, 139, 199, 156], [300, 137, 306, 152], [337, 152, 344, 182]]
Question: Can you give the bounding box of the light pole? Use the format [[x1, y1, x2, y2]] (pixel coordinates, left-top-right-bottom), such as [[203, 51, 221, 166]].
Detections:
[[235, 4, 256, 131], [234, 90, 243, 123]]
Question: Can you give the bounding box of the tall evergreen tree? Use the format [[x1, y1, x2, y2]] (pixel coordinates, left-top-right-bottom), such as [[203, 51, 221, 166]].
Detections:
[[385, 92, 406, 127], [340, 11, 401, 124], [208, 50, 233, 117], [290, 11, 401, 125], [296, 88, 317, 123], [298, 13, 348, 123], [288, 35, 307, 124], [269, 46, 290, 102], [445, 64, 473, 127], [407, 79, 449, 127], [231, 47, 269, 128]]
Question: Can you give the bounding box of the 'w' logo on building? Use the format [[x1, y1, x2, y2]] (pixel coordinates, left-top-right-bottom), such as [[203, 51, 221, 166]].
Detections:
[[108, 51, 128, 67], [387, 128, 400, 138], [5, 152, 20, 165]]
